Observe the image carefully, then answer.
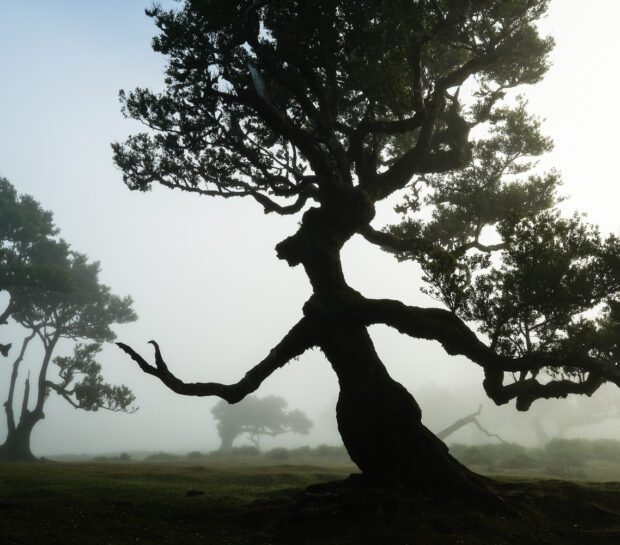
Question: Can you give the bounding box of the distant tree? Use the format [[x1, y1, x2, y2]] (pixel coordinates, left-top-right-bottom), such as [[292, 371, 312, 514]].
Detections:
[[212, 395, 312, 451], [0, 216, 138, 460], [115, 1, 620, 501]]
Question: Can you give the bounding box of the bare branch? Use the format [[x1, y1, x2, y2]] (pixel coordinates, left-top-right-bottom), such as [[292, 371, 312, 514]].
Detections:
[[117, 317, 317, 403], [360, 225, 433, 255], [437, 404, 505, 443], [0, 297, 13, 325], [5, 330, 38, 432], [251, 190, 312, 215], [470, 416, 506, 443]]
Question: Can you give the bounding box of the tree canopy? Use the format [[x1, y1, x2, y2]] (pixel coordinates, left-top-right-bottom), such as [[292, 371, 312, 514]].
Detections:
[[0, 177, 70, 356], [115, 0, 620, 493], [212, 395, 312, 451]]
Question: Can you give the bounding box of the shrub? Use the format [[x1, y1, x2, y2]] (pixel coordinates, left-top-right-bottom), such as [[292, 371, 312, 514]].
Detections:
[[268, 447, 291, 460], [229, 446, 260, 457], [543, 439, 590, 476], [186, 451, 205, 459], [450, 443, 536, 471], [589, 439, 620, 462], [145, 451, 180, 462]]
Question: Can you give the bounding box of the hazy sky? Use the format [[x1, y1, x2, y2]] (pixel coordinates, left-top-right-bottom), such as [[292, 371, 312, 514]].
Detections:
[[1, 1, 620, 455]]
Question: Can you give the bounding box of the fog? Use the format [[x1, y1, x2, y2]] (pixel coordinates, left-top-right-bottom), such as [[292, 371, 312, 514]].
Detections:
[[1, 0, 620, 458]]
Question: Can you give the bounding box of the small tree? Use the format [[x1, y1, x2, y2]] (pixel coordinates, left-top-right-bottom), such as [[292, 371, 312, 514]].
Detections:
[[0, 191, 138, 460], [212, 395, 312, 451]]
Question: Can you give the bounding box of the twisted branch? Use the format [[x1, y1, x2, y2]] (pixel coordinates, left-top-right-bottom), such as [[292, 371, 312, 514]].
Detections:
[[359, 296, 620, 409], [117, 317, 316, 404]]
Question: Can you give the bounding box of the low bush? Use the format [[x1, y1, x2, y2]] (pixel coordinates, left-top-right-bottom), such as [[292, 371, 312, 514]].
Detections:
[[145, 451, 181, 462], [228, 446, 260, 457], [268, 448, 291, 460]]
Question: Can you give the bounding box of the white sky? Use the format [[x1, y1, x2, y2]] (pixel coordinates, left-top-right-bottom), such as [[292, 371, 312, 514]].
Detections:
[[0, 0, 619, 455]]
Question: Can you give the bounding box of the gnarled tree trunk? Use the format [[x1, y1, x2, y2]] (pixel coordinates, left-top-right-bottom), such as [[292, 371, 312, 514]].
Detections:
[[277, 189, 490, 497], [119, 186, 497, 499], [0, 331, 53, 462], [0, 417, 38, 461]]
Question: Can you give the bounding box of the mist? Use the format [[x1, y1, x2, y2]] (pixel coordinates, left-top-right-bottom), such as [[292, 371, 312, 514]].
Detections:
[[1, 0, 620, 461]]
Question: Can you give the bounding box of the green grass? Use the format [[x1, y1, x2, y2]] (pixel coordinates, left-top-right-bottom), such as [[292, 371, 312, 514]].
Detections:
[[3, 461, 620, 544]]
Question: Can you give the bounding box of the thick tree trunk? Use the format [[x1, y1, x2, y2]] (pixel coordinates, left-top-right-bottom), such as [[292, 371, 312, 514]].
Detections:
[[0, 419, 38, 461], [321, 319, 487, 496], [218, 433, 235, 452], [274, 192, 497, 500]]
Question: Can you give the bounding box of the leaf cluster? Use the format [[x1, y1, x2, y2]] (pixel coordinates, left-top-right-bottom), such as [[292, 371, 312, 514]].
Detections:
[[14, 251, 137, 344], [51, 343, 137, 412], [212, 394, 313, 444], [0, 177, 71, 319]]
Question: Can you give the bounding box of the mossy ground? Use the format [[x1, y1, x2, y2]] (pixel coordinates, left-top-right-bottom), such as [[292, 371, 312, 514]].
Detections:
[[2, 461, 620, 544]]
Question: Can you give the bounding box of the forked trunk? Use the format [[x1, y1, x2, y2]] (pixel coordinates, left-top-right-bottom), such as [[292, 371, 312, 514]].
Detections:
[[0, 421, 37, 461], [277, 194, 492, 499]]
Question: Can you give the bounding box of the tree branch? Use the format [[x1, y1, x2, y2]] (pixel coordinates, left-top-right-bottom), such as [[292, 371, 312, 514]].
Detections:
[[116, 317, 316, 403], [20, 372, 31, 423], [358, 297, 620, 408], [360, 225, 433, 255], [437, 404, 504, 443], [45, 381, 81, 409], [4, 330, 38, 432], [0, 297, 13, 325]]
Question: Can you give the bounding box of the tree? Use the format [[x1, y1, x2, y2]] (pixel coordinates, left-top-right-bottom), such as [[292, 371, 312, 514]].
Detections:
[[211, 395, 312, 451], [0, 220, 138, 460], [114, 1, 620, 498]]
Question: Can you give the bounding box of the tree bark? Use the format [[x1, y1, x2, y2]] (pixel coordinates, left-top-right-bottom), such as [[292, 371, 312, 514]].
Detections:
[[0, 413, 39, 461]]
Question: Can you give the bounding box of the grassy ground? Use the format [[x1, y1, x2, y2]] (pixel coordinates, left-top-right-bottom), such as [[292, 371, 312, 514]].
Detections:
[[2, 461, 620, 544]]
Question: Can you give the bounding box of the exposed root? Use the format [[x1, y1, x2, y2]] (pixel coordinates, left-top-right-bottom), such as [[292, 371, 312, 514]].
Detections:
[[292, 473, 517, 520]]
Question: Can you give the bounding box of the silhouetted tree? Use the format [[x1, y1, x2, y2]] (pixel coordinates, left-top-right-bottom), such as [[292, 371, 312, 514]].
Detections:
[[0, 232, 137, 461], [212, 395, 312, 451], [115, 1, 620, 498]]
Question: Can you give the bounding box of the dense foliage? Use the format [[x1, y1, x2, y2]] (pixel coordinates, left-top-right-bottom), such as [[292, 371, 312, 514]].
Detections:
[[211, 395, 312, 451], [0, 177, 69, 356]]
